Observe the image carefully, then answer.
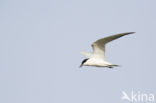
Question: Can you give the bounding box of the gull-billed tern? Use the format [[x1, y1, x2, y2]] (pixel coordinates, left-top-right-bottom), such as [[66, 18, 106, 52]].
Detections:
[[80, 32, 135, 68]]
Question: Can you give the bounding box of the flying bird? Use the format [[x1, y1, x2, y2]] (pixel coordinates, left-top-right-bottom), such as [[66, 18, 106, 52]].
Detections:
[[80, 32, 135, 68]]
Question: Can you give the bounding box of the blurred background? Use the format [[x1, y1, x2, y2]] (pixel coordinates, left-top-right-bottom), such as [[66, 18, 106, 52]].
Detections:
[[0, 0, 156, 103]]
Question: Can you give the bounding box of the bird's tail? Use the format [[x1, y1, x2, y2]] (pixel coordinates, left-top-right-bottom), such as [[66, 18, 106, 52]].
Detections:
[[111, 64, 120, 67], [107, 64, 120, 68]]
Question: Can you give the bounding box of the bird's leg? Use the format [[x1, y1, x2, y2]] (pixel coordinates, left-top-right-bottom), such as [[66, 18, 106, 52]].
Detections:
[[108, 66, 114, 69]]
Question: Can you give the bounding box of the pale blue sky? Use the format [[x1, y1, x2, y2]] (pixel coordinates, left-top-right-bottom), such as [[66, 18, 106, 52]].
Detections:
[[0, 0, 156, 103]]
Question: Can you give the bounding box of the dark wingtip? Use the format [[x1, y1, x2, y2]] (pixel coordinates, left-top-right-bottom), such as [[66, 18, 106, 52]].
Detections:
[[130, 32, 136, 34], [125, 32, 135, 34]]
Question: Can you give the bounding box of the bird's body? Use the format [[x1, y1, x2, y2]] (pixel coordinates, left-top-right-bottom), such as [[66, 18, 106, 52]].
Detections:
[[80, 32, 135, 68], [83, 58, 112, 67]]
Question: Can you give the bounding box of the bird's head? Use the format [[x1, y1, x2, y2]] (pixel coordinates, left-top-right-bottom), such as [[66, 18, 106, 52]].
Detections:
[[79, 58, 89, 67]]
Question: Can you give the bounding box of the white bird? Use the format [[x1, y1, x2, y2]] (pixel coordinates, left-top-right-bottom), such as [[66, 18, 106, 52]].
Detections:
[[80, 32, 135, 68]]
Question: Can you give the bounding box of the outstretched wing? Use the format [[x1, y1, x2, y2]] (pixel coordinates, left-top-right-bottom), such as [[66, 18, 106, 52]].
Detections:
[[92, 32, 135, 59], [80, 51, 93, 58]]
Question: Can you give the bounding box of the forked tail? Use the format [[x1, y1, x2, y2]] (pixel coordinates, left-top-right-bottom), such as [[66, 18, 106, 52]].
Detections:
[[107, 64, 120, 68]]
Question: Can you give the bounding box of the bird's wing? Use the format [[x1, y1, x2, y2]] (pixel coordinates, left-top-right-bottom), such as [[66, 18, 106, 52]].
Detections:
[[80, 51, 93, 58], [91, 32, 135, 59]]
